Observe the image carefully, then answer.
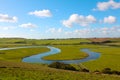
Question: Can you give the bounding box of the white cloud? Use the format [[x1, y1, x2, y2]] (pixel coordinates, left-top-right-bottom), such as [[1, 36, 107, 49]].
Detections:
[[74, 29, 91, 34], [0, 14, 17, 23], [65, 28, 93, 38], [66, 29, 92, 37], [94, 0, 120, 11], [46, 28, 62, 33], [19, 23, 37, 28], [0, 26, 16, 30], [103, 16, 116, 23], [29, 9, 52, 17], [62, 14, 96, 27], [64, 26, 120, 38]]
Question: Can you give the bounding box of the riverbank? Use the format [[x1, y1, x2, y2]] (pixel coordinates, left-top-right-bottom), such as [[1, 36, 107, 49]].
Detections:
[[42, 45, 88, 60], [0, 47, 50, 62]]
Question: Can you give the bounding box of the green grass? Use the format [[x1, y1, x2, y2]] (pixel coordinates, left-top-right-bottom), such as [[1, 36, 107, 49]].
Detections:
[[43, 44, 104, 60], [44, 45, 89, 60], [0, 47, 50, 62], [43, 44, 120, 72], [50, 39, 90, 45], [0, 44, 32, 48], [0, 38, 91, 46], [0, 38, 26, 43], [83, 46, 120, 71], [0, 61, 120, 80], [1, 68, 120, 80]]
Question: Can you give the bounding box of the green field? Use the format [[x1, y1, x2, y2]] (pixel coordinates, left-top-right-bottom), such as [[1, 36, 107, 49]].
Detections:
[[44, 44, 120, 71], [83, 47, 120, 71], [0, 38, 90, 47], [0, 38, 120, 80], [0, 61, 120, 80], [0, 47, 50, 62], [44, 45, 88, 60], [44, 44, 103, 60]]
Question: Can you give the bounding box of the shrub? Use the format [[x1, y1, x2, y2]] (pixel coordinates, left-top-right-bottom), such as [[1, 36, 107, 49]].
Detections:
[[102, 68, 112, 74], [111, 70, 120, 75], [94, 70, 100, 72], [81, 68, 89, 72], [0, 66, 7, 68], [14, 41, 26, 44], [102, 68, 120, 75], [48, 62, 77, 71]]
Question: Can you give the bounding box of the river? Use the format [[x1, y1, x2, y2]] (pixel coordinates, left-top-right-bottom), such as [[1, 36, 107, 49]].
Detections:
[[0, 46, 100, 64]]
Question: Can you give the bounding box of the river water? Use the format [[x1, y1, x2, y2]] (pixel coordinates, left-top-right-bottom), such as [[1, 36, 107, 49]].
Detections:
[[22, 46, 100, 64], [0, 46, 100, 64]]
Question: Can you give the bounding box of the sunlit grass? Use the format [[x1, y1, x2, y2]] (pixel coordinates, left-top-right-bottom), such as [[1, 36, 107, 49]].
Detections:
[[0, 61, 120, 80], [44, 45, 102, 60], [83, 47, 120, 71], [44, 45, 88, 60], [0, 47, 50, 62]]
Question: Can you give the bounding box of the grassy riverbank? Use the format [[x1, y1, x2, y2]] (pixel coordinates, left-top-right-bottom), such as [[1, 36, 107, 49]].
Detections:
[[83, 47, 120, 71], [44, 45, 88, 60], [43, 44, 102, 60], [0, 47, 50, 62]]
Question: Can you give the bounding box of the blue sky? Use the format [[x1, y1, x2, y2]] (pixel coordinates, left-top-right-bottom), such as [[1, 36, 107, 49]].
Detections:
[[0, 0, 120, 39]]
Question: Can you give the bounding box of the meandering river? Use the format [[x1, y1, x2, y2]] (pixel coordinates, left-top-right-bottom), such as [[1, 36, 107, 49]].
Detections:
[[0, 46, 100, 64]]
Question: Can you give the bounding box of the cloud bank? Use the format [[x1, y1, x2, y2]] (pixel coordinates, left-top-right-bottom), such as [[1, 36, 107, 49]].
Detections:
[[29, 9, 52, 17], [0, 26, 16, 30], [94, 0, 120, 11], [62, 14, 96, 27], [0, 14, 17, 23], [65, 26, 120, 38], [103, 16, 116, 24], [19, 23, 37, 28]]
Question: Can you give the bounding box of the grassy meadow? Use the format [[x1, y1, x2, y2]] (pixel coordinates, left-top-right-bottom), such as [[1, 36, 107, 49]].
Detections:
[[0, 38, 120, 80], [0, 47, 50, 62], [0, 60, 120, 80], [44, 45, 88, 60], [83, 47, 120, 71]]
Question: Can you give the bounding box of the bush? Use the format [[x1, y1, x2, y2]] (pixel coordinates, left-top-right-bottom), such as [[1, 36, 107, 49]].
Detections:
[[102, 68, 120, 75], [48, 62, 77, 71], [14, 41, 27, 44], [111, 70, 120, 75], [0, 66, 7, 68], [94, 70, 100, 72], [102, 68, 112, 74], [81, 68, 89, 72]]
